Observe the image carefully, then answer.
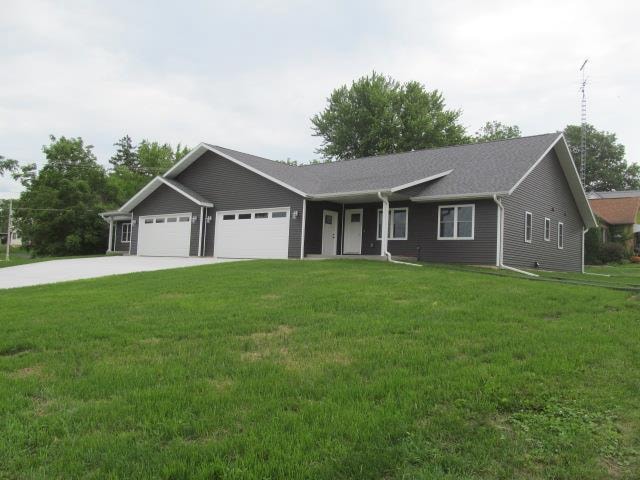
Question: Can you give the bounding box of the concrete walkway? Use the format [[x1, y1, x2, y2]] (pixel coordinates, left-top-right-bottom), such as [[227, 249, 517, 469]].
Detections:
[[0, 256, 240, 289]]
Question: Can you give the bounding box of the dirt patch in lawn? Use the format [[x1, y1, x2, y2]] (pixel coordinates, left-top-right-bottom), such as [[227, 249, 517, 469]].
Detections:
[[8, 365, 43, 379]]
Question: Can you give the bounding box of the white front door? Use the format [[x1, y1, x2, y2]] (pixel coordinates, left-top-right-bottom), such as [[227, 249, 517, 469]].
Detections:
[[138, 213, 192, 257], [214, 207, 290, 259], [321, 210, 338, 256], [343, 208, 363, 254]]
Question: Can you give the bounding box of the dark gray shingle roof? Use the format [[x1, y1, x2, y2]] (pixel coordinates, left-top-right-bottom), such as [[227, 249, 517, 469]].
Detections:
[[208, 133, 560, 197]]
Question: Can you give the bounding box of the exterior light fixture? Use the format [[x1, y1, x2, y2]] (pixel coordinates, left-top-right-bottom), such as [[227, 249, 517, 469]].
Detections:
[[292, 210, 299, 219]]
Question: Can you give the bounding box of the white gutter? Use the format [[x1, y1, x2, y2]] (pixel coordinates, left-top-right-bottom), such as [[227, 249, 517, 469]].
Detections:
[[377, 191, 422, 267], [492, 194, 538, 277]]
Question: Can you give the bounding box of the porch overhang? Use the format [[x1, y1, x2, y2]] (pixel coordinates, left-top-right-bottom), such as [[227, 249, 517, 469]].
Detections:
[[99, 211, 132, 222]]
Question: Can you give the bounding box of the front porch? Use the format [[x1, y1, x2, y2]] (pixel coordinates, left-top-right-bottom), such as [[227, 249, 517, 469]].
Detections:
[[302, 195, 416, 260]]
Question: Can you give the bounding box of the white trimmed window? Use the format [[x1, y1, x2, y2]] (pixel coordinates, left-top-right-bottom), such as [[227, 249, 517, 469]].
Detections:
[[558, 222, 564, 249], [121, 223, 132, 243], [377, 207, 408, 240], [544, 217, 551, 241], [437, 204, 474, 240], [524, 211, 532, 243]]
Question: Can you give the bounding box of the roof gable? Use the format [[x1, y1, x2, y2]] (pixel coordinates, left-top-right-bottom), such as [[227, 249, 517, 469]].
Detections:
[[118, 176, 213, 213]]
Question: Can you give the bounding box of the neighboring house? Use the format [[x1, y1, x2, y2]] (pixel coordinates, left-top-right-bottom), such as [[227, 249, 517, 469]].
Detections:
[[101, 133, 596, 272], [0, 230, 22, 247], [588, 191, 640, 253]]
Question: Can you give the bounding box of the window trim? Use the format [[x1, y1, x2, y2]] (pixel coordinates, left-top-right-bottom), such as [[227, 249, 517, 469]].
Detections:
[[437, 204, 475, 240], [558, 222, 564, 249], [544, 217, 550, 242], [524, 211, 533, 243], [121, 222, 132, 243], [376, 207, 409, 241]]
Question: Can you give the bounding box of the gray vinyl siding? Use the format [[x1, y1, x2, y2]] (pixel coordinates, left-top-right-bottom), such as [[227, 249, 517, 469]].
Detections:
[[304, 199, 497, 264], [113, 220, 132, 253], [176, 151, 305, 258], [502, 150, 584, 272], [130, 184, 201, 256]]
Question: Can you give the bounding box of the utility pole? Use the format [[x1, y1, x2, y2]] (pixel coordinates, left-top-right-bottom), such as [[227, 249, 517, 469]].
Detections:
[[579, 59, 588, 188], [5, 199, 12, 261]]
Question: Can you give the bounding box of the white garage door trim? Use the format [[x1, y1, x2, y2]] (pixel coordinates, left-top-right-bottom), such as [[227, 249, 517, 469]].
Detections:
[[138, 212, 192, 257], [214, 207, 290, 259]]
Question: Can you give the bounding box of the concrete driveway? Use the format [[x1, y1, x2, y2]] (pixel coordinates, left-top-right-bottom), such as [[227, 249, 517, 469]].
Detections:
[[0, 256, 240, 289]]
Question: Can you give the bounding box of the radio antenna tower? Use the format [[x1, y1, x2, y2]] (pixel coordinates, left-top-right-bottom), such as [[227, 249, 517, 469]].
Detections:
[[579, 59, 588, 188]]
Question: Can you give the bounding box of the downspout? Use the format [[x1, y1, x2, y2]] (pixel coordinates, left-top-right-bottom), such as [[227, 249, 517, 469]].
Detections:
[[203, 207, 208, 257], [377, 191, 421, 267], [492, 194, 538, 277], [197, 206, 204, 257], [107, 217, 114, 254], [300, 199, 307, 259], [581, 227, 589, 274], [129, 213, 133, 255]]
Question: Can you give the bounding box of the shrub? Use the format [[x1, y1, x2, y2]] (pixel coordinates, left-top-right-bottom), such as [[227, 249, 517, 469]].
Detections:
[[599, 242, 628, 264]]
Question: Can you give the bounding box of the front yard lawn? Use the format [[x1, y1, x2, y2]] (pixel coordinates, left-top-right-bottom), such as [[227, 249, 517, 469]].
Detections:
[[1, 260, 639, 479]]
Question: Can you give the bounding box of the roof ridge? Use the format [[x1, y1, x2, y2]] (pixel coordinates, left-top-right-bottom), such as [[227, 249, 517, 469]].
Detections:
[[208, 132, 560, 170], [296, 132, 560, 168]]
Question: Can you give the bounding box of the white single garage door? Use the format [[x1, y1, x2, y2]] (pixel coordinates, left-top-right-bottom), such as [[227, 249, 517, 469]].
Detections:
[[138, 213, 192, 257], [214, 207, 290, 259]]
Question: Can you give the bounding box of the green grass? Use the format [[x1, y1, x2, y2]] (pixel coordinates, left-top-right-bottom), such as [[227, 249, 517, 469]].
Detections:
[[1, 260, 639, 479], [535, 263, 640, 289]]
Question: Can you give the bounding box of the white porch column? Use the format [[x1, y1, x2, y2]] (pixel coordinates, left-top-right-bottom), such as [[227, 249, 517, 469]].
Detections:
[[379, 193, 389, 256], [107, 218, 114, 253]]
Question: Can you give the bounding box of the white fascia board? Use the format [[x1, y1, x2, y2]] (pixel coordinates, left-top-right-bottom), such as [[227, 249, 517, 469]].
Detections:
[[310, 189, 391, 200], [390, 170, 453, 193], [410, 191, 509, 202], [118, 176, 213, 213], [162, 143, 210, 178], [158, 178, 213, 208], [164, 143, 309, 198], [118, 176, 164, 213], [508, 134, 562, 195], [507, 134, 597, 228]]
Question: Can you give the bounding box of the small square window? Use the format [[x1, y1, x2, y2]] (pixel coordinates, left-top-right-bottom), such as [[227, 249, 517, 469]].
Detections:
[[223, 214, 235, 220], [155, 218, 165, 223], [350, 213, 361, 223], [167, 217, 177, 223], [272, 211, 287, 218], [238, 213, 251, 220], [144, 218, 153, 224], [254, 212, 268, 219], [179, 217, 190, 222], [324, 214, 333, 225]]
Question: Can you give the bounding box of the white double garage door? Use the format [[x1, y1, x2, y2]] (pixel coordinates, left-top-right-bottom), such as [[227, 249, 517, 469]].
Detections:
[[137, 207, 290, 259]]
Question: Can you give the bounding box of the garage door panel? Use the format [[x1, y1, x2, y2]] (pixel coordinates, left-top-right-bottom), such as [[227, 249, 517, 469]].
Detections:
[[138, 214, 192, 257], [215, 208, 289, 259]]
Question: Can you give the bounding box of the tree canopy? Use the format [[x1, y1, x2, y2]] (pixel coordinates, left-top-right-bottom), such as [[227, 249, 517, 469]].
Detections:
[[311, 72, 468, 160], [564, 124, 639, 191], [474, 121, 521, 142], [15, 136, 112, 256]]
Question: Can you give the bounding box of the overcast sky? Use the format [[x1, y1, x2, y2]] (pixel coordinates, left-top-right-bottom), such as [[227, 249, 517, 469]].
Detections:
[[2, 0, 638, 198]]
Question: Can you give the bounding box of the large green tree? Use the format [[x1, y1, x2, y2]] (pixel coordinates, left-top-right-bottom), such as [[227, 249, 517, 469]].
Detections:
[[474, 121, 521, 142], [564, 124, 639, 191], [16, 136, 112, 256], [311, 72, 468, 160]]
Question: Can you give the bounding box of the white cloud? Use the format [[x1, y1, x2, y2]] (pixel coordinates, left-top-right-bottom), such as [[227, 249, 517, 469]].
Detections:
[[1, 0, 639, 198]]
